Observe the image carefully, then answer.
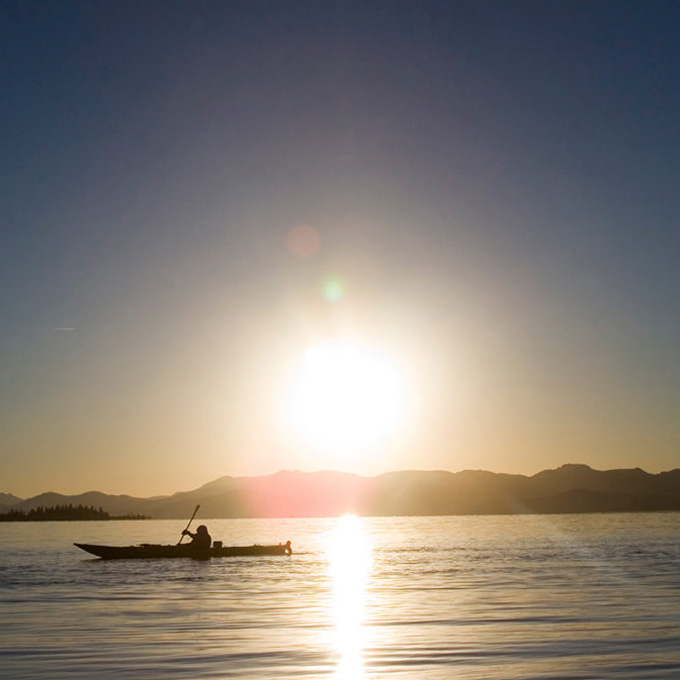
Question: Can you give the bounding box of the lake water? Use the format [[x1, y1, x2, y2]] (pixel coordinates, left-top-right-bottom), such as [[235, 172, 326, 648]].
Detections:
[[1, 513, 679, 679]]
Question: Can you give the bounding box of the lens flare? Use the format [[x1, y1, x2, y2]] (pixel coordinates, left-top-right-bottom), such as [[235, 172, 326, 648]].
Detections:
[[322, 274, 345, 303], [286, 224, 321, 258]]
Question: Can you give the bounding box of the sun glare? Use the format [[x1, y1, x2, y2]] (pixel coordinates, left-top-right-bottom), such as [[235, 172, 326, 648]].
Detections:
[[286, 341, 406, 457]]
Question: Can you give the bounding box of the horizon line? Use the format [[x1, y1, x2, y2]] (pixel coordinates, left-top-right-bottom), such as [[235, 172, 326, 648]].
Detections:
[[4, 462, 679, 501]]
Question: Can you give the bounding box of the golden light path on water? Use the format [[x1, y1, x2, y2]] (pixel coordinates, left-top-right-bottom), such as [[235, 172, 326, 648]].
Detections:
[[324, 515, 373, 679]]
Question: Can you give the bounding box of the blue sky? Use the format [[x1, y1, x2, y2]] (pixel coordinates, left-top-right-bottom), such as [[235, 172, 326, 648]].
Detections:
[[2, 1, 679, 496]]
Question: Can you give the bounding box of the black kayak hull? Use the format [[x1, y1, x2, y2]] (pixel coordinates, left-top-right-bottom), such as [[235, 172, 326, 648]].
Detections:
[[74, 541, 292, 560]]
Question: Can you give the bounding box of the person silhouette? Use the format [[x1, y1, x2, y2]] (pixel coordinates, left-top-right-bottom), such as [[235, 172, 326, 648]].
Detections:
[[182, 524, 212, 556]]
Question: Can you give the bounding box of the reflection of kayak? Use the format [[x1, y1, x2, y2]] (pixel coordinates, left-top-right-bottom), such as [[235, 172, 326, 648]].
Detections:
[[74, 540, 293, 560]]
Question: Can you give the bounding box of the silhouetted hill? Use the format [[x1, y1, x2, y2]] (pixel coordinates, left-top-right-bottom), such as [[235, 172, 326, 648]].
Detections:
[[0, 492, 24, 511], [3, 464, 679, 518], [531, 464, 660, 495], [145, 470, 369, 519], [9, 491, 159, 516]]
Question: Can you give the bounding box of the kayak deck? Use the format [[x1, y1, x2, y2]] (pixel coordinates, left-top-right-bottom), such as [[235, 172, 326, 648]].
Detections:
[[74, 541, 293, 560]]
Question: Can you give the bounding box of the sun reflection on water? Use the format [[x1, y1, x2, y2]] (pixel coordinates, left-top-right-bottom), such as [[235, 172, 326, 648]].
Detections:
[[325, 515, 373, 679]]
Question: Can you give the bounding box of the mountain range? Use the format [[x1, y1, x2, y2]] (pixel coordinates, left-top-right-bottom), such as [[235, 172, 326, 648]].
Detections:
[[2, 464, 680, 519]]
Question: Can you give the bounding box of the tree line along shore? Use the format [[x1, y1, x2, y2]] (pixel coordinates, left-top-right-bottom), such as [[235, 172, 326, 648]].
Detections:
[[0, 503, 150, 521]]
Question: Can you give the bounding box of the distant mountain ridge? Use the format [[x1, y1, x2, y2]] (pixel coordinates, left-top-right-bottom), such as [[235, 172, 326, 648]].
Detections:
[[3, 464, 679, 519], [0, 492, 24, 512]]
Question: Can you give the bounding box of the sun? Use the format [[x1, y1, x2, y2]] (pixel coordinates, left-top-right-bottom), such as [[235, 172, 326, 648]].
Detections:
[[286, 341, 407, 457]]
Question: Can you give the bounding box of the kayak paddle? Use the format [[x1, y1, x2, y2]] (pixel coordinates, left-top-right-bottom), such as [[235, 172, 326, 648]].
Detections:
[[177, 504, 200, 545]]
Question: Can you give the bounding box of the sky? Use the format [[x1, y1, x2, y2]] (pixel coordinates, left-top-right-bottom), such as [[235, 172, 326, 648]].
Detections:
[[2, 0, 679, 498]]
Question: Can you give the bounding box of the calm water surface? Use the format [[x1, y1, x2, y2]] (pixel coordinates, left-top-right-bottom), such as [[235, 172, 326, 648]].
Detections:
[[1, 514, 679, 679]]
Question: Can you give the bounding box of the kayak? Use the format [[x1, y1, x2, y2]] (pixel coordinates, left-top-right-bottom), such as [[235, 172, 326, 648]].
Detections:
[[74, 540, 293, 560]]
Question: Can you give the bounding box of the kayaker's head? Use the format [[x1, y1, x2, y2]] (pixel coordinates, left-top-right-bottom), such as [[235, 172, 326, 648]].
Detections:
[[196, 525, 208, 535]]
